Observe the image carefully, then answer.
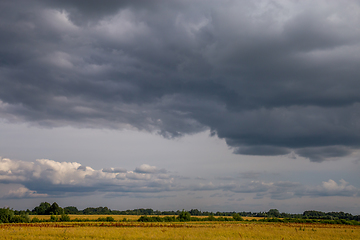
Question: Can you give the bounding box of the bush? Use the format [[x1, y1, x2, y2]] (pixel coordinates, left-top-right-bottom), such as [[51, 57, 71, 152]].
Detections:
[[31, 217, 40, 223], [60, 214, 71, 222], [11, 215, 30, 223], [0, 208, 14, 223], [205, 215, 216, 221], [50, 215, 58, 222], [163, 216, 176, 222], [97, 216, 115, 222], [177, 211, 191, 222], [138, 216, 163, 222], [233, 213, 244, 221]]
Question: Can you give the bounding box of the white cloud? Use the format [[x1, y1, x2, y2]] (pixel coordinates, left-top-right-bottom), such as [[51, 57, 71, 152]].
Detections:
[[311, 179, 359, 197], [3, 187, 47, 199], [1, 157, 359, 201], [134, 164, 157, 173], [0, 157, 176, 196]]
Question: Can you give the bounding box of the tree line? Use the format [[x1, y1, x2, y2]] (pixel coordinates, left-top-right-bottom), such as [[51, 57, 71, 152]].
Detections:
[[6, 202, 360, 222], [1, 202, 360, 225]]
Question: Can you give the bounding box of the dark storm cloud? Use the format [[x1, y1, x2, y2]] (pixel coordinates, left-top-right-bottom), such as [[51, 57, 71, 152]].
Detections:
[[1, 0, 360, 161]]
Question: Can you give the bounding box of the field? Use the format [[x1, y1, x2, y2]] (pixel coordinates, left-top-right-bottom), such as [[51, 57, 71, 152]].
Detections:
[[29, 215, 264, 221], [1, 219, 359, 239]]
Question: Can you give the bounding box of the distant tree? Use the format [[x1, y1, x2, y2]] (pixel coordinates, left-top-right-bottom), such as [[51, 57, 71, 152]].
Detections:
[[32, 202, 51, 215], [177, 210, 191, 222], [0, 208, 14, 223], [232, 213, 244, 221], [47, 202, 63, 215], [189, 209, 202, 216], [267, 209, 280, 218], [64, 206, 79, 214], [82, 206, 111, 215]]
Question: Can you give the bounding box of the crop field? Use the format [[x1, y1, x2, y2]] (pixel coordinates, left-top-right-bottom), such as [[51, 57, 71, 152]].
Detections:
[[29, 214, 265, 221], [30, 214, 141, 221], [1, 221, 359, 239]]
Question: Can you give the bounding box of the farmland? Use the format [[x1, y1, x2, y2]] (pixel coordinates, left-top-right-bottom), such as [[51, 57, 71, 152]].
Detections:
[[1, 220, 359, 239], [29, 214, 264, 221]]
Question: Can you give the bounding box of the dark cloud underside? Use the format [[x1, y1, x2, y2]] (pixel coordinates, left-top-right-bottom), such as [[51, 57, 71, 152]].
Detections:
[[1, 0, 360, 161]]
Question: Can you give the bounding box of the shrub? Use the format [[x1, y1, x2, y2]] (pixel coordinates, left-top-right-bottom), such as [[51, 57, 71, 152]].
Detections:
[[60, 214, 71, 222], [97, 216, 115, 222], [31, 217, 40, 223], [232, 213, 244, 221], [50, 215, 58, 222], [11, 215, 30, 223], [177, 211, 191, 222], [0, 208, 14, 223]]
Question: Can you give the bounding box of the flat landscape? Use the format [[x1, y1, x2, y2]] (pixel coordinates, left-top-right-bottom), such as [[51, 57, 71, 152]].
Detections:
[[28, 215, 265, 221], [2, 217, 359, 240], [1, 1, 360, 240]]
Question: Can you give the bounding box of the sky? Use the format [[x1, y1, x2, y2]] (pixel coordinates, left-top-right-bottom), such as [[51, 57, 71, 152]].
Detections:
[[0, 0, 360, 214]]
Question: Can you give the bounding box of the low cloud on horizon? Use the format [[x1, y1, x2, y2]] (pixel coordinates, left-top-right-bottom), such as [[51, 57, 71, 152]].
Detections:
[[1, 157, 358, 202]]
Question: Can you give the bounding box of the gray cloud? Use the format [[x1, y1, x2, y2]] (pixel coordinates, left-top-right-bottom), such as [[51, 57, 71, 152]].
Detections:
[[102, 167, 127, 173], [295, 146, 354, 162], [134, 164, 166, 174], [1, 0, 360, 161], [238, 171, 263, 179]]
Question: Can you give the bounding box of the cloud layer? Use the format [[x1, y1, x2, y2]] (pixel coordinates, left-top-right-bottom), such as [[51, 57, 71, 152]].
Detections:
[[1, 157, 358, 200], [0, 158, 176, 198], [1, 0, 360, 161]]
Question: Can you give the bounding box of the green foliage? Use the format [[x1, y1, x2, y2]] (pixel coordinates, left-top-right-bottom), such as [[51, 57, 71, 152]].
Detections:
[[267, 209, 280, 218], [4, 201, 360, 225], [205, 214, 216, 221], [177, 210, 191, 222], [48, 202, 63, 215], [11, 215, 30, 223], [50, 215, 59, 222], [83, 207, 111, 215], [163, 216, 176, 222], [60, 214, 71, 222], [0, 208, 14, 223], [0, 208, 30, 223], [32, 202, 51, 215], [97, 216, 115, 222], [138, 215, 164, 222], [31, 217, 40, 223], [232, 213, 244, 221], [32, 202, 63, 215], [64, 206, 79, 214]]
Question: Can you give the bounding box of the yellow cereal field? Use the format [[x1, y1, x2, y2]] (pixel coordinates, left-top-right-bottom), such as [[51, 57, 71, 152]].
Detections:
[[1, 222, 359, 240]]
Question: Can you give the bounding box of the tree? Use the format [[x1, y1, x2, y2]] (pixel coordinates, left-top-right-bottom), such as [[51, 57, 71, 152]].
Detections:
[[32, 202, 51, 215], [0, 208, 14, 223], [232, 213, 244, 221], [47, 202, 63, 215], [64, 206, 79, 214], [267, 209, 280, 218], [189, 209, 202, 216], [177, 210, 191, 222]]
